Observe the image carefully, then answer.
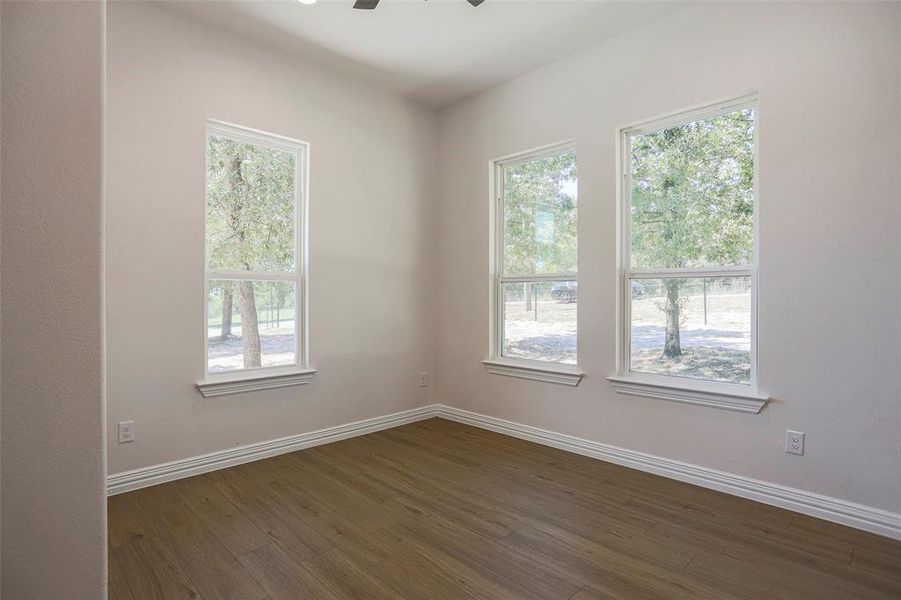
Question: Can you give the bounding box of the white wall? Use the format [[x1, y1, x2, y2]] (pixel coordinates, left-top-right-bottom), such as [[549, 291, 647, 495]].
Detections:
[[106, 2, 438, 475], [435, 2, 901, 514], [1, 2, 107, 598], [107, 1, 901, 524]]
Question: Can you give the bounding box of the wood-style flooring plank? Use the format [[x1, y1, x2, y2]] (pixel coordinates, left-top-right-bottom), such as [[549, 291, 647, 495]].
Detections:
[[501, 525, 742, 600], [262, 476, 401, 567], [108, 549, 138, 600], [205, 464, 335, 561], [362, 545, 489, 599], [395, 510, 583, 600], [132, 481, 269, 600], [174, 472, 274, 556], [238, 543, 340, 600], [300, 548, 403, 600], [111, 534, 204, 600], [109, 418, 901, 600], [108, 490, 157, 550]]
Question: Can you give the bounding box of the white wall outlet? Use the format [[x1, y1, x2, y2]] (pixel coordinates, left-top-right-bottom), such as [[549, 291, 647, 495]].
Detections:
[[118, 420, 136, 444], [419, 371, 429, 387], [785, 430, 805, 455]]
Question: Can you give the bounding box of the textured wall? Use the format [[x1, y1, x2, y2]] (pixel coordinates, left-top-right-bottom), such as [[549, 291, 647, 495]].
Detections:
[[105, 2, 439, 475], [435, 2, 901, 514], [1, 2, 106, 598]]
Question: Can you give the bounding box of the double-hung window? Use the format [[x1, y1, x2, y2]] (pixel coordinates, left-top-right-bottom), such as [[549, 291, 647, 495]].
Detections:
[[611, 96, 767, 412], [486, 144, 582, 385], [199, 120, 311, 396]]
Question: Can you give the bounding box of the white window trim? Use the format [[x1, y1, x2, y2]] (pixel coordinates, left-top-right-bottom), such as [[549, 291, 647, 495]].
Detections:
[[609, 95, 768, 413], [196, 367, 317, 398], [485, 141, 584, 386], [482, 359, 583, 386], [196, 120, 314, 397]]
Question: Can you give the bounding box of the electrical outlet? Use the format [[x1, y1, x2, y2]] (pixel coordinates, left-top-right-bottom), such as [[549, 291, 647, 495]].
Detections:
[[785, 430, 804, 455], [118, 420, 136, 444], [419, 371, 429, 387]]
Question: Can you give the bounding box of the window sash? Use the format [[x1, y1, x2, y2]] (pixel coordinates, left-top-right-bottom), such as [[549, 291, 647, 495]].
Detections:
[[204, 127, 303, 277], [626, 267, 751, 279], [623, 95, 758, 141], [496, 276, 578, 364], [205, 278, 302, 375], [622, 96, 757, 275], [621, 268, 755, 374], [206, 270, 298, 282], [492, 142, 578, 366], [496, 147, 578, 280], [618, 96, 758, 389], [204, 275, 306, 376], [204, 120, 308, 379], [498, 273, 576, 284]]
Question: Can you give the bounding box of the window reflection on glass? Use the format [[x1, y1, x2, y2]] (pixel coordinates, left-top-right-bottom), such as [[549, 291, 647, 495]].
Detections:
[[503, 151, 577, 276]]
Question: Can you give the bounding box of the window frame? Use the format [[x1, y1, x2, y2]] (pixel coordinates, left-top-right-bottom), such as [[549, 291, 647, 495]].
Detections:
[[485, 141, 583, 385], [198, 120, 313, 394], [610, 95, 768, 412]]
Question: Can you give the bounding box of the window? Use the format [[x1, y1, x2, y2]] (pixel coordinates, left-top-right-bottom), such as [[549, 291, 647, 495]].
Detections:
[[612, 97, 767, 411], [200, 120, 311, 394], [486, 144, 582, 385]]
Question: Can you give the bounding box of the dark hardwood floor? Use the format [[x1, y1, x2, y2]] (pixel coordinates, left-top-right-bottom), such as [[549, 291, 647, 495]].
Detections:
[[108, 418, 901, 599]]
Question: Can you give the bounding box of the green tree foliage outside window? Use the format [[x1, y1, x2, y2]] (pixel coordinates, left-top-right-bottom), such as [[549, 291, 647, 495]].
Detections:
[[504, 151, 577, 276], [207, 136, 296, 273], [630, 108, 755, 361], [206, 135, 298, 370]]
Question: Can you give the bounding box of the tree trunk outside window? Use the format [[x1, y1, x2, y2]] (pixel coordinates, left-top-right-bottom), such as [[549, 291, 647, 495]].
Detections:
[[220, 284, 233, 340], [237, 280, 262, 367], [663, 279, 682, 358], [227, 153, 263, 368]]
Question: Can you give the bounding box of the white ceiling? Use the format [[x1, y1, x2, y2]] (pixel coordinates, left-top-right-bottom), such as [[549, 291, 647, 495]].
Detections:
[[168, 0, 687, 107]]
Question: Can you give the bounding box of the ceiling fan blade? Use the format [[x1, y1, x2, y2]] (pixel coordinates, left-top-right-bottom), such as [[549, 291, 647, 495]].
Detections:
[[353, 0, 380, 9], [467, 0, 485, 5]]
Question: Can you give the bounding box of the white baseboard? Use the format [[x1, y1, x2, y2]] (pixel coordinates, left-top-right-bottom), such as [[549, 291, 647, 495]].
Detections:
[[106, 405, 437, 495], [434, 405, 901, 541], [106, 402, 901, 541]]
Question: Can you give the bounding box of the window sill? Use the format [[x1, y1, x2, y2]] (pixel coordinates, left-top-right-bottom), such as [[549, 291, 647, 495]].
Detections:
[[607, 374, 768, 413], [482, 359, 584, 386], [196, 369, 317, 398]]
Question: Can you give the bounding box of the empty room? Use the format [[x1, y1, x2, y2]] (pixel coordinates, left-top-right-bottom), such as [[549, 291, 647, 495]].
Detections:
[[1, 0, 900, 598]]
